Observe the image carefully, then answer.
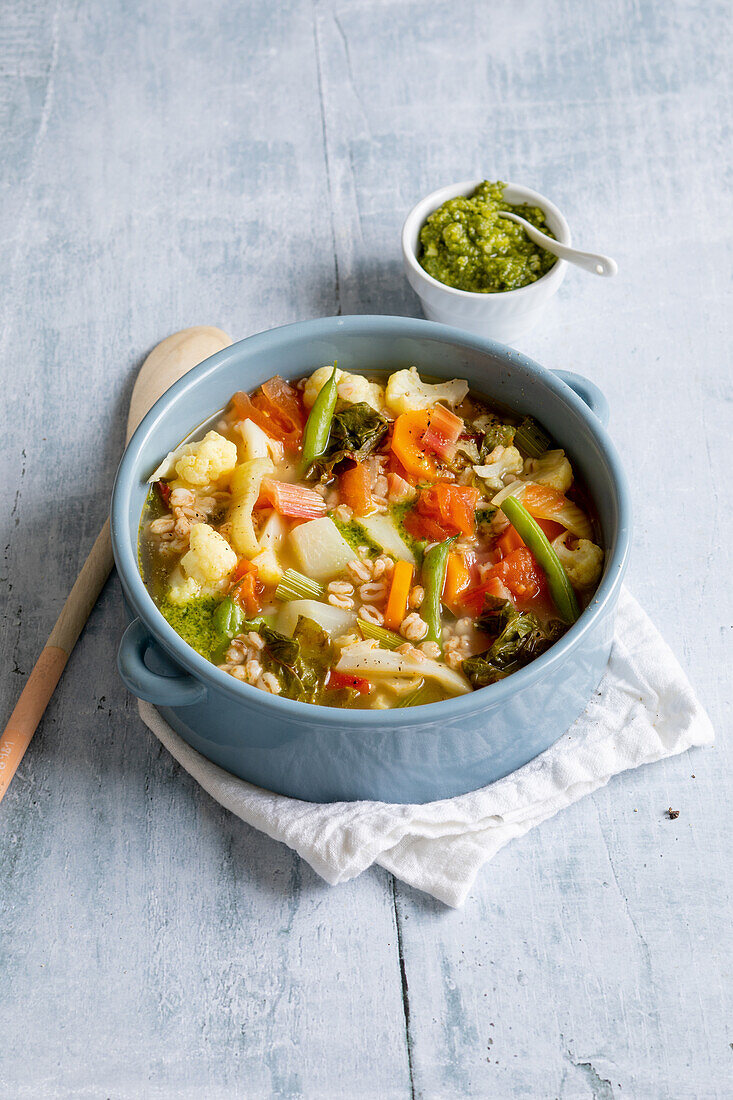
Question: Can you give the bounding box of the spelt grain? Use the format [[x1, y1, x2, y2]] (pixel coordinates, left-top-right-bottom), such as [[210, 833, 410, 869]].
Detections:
[[400, 613, 428, 642], [358, 604, 384, 626], [408, 585, 425, 609]]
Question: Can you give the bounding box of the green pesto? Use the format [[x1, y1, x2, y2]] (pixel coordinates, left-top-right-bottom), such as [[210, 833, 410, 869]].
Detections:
[[159, 595, 223, 662], [418, 180, 557, 293], [389, 502, 425, 567], [333, 516, 381, 557]]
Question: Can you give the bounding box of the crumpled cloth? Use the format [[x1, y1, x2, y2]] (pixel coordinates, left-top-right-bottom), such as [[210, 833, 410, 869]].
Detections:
[[138, 589, 713, 907]]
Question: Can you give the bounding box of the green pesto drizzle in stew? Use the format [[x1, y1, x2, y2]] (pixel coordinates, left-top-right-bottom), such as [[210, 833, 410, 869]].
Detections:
[[418, 180, 557, 293]]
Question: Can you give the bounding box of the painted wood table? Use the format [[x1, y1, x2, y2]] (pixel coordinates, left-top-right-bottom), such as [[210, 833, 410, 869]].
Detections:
[[1, 1, 730, 1096]]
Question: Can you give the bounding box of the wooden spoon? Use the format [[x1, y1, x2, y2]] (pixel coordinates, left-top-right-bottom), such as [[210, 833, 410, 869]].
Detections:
[[0, 325, 232, 804]]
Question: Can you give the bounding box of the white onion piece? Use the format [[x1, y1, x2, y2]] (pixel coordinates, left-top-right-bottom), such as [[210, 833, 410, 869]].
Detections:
[[335, 642, 471, 696]]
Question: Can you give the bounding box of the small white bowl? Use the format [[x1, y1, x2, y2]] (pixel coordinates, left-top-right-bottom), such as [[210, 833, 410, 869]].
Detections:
[[401, 180, 571, 344]]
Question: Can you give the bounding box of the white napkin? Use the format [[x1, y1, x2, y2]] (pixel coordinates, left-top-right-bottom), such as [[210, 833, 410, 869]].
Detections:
[[137, 589, 713, 908]]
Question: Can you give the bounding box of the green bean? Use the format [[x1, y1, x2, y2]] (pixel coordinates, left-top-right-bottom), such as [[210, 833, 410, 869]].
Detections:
[[301, 364, 338, 474], [212, 596, 245, 643], [421, 535, 456, 645], [500, 496, 580, 623]]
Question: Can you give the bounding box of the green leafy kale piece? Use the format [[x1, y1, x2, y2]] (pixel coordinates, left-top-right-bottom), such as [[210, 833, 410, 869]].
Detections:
[[308, 402, 388, 478], [256, 617, 333, 702], [462, 599, 564, 687], [291, 616, 333, 701]]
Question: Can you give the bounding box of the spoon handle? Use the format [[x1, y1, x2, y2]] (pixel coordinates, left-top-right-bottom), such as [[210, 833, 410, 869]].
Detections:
[[0, 326, 233, 806], [498, 210, 618, 277], [0, 521, 114, 803]]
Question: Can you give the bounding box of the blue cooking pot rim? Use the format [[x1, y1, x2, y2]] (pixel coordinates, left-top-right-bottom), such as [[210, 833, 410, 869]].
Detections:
[[111, 315, 631, 727]]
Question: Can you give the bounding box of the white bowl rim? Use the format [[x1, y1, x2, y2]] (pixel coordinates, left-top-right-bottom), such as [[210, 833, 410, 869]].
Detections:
[[401, 179, 572, 301]]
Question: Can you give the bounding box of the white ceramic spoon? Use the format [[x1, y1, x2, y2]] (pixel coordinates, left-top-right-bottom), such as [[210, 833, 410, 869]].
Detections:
[[498, 210, 618, 277]]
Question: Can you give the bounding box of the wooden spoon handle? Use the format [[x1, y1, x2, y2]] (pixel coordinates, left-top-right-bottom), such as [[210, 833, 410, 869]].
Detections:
[[0, 326, 233, 805], [0, 519, 114, 803]]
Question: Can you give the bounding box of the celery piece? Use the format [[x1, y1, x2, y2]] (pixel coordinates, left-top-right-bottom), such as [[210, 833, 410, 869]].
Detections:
[[513, 416, 551, 458], [357, 619, 404, 650], [275, 569, 324, 602]]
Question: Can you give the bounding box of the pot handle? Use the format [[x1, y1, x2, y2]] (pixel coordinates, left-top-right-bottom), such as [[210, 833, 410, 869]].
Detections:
[[553, 370, 610, 428], [118, 618, 207, 707]]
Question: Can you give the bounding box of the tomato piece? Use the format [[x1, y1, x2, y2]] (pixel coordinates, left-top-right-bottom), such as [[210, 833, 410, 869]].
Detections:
[[402, 507, 452, 543], [492, 548, 547, 602], [231, 375, 304, 453], [157, 481, 171, 507], [536, 518, 565, 540], [460, 549, 546, 612], [460, 573, 513, 613], [326, 669, 371, 695], [416, 481, 480, 537], [496, 519, 564, 558]]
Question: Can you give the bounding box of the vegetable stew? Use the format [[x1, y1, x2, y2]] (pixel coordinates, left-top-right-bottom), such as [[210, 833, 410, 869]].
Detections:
[[138, 365, 604, 709]]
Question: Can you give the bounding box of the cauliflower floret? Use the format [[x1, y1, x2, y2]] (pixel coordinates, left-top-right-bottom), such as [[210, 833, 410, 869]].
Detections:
[[473, 445, 524, 491], [180, 523, 237, 588], [523, 449, 573, 494], [337, 374, 387, 415], [167, 575, 202, 605], [303, 365, 348, 408], [303, 365, 386, 415], [174, 431, 238, 488], [385, 366, 469, 416], [551, 532, 604, 590]]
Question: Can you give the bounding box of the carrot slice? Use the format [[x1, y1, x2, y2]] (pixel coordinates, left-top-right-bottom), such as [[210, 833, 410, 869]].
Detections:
[[231, 557, 256, 583], [443, 551, 471, 607], [391, 411, 438, 481], [496, 524, 525, 559], [232, 566, 264, 617], [383, 559, 415, 631], [339, 461, 372, 517], [497, 519, 566, 558]]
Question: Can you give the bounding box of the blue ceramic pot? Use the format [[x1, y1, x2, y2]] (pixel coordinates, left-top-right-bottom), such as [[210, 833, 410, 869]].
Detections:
[[112, 316, 631, 804]]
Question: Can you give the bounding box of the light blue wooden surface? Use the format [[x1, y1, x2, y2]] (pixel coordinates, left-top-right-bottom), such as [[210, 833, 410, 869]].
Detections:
[[1, 1, 731, 1097]]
